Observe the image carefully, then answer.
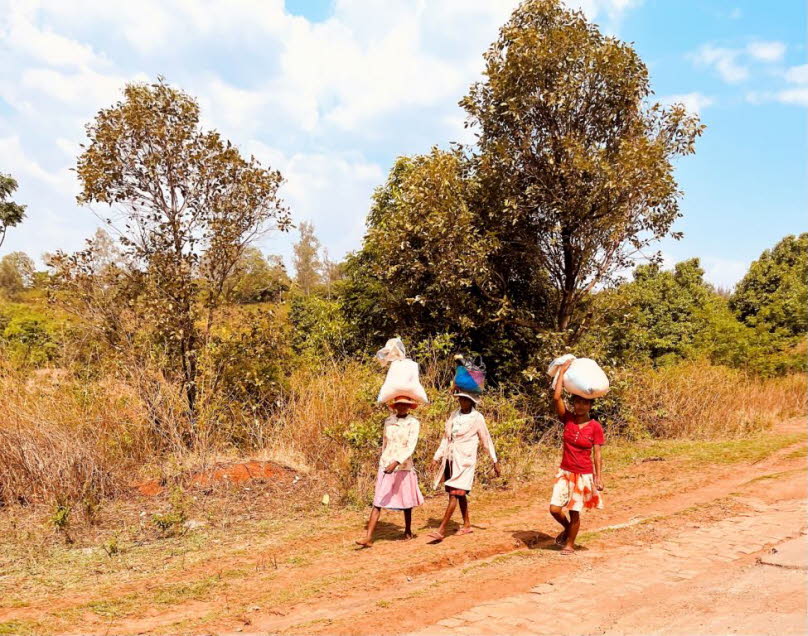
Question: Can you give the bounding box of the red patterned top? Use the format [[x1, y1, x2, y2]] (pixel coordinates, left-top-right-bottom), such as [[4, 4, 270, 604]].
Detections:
[[560, 413, 604, 474]]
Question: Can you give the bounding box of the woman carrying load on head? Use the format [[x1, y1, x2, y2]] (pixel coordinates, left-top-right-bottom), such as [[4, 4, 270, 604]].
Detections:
[[356, 395, 425, 548], [549, 359, 605, 555], [428, 357, 499, 542]]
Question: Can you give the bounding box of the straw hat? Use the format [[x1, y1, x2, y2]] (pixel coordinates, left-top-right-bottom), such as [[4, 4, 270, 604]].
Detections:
[[389, 395, 419, 406]]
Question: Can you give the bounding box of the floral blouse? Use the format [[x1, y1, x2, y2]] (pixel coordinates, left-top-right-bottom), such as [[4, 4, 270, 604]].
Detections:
[[378, 414, 421, 472]]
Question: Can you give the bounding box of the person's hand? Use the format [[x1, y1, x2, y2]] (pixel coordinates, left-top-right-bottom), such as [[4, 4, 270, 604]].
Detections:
[[493, 463, 501, 478], [430, 460, 439, 472], [561, 359, 573, 372], [595, 477, 604, 491], [384, 461, 399, 474]]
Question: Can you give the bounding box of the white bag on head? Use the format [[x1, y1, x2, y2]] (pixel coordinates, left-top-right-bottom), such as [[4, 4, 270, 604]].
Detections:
[[547, 354, 610, 399], [375, 337, 429, 405]]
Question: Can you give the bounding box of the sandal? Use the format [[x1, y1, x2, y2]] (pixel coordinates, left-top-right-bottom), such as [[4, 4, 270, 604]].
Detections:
[[456, 527, 474, 536], [427, 532, 445, 542]]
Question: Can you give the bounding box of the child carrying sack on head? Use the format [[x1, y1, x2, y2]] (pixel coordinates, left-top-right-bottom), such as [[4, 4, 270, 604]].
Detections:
[[428, 358, 499, 542], [549, 358, 605, 556], [356, 396, 424, 548]]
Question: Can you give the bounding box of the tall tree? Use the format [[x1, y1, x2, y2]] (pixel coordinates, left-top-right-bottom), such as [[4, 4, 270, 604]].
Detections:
[[74, 78, 290, 416], [292, 221, 322, 295], [461, 0, 703, 331], [0, 174, 26, 248]]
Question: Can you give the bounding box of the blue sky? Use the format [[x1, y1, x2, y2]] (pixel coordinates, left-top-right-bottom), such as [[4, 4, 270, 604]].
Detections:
[[0, 0, 804, 287]]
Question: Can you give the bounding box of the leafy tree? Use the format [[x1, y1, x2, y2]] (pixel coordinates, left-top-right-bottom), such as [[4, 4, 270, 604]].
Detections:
[[0, 252, 36, 294], [0, 174, 26, 248], [461, 0, 703, 332], [342, 149, 553, 380], [292, 221, 323, 295], [730, 234, 807, 337], [73, 78, 290, 416], [593, 259, 714, 365]]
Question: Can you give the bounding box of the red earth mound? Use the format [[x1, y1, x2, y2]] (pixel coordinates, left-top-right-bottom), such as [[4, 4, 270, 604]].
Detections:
[[135, 460, 291, 496]]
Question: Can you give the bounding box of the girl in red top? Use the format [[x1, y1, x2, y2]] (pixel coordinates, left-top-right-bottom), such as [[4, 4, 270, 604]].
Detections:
[[550, 359, 604, 555]]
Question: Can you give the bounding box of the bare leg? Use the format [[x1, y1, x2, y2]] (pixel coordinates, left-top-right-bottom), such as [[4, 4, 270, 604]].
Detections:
[[356, 506, 382, 547], [458, 495, 471, 531], [562, 510, 580, 554], [429, 495, 458, 540], [403, 508, 413, 539], [550, 504, 569, 545]]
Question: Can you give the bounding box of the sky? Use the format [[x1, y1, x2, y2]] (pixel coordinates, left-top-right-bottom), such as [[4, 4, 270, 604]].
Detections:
[[0, 0, 805, 288]]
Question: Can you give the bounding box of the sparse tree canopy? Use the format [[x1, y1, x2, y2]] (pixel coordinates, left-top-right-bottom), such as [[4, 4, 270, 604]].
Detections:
[[74, 78, 290, 415], [730, 233, 808, 337], [292, 221, 323, 295], [0, 251, 35, 294], [0, 174, 26, 249]]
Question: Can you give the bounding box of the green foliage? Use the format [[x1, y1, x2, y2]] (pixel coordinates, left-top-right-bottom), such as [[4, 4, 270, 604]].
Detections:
[[0, 173, 26, 248], [289, 291, 357, 360], [344, 0, 702, 383], [200, 304, 291, 415], [462, 0, 703, 331], [730, 233, 807, 337], [225, 247, 290, 304], [588, 258, 802, 376], [151, 487, 188, 537], [0, 301, 61, 367]]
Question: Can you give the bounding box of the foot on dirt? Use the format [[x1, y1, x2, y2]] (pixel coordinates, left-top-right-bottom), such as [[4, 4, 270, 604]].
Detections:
[[555, 531, 567, 547], [456, 527, 473, 536], [403, 532, 415, 540], [355, 539, 373, 548], [427, 532, 445, 543], [560, 546, 575, 555]]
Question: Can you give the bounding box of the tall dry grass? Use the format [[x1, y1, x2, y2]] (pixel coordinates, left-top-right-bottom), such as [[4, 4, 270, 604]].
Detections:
[[617, 362, 807, 438], [0, 366, 154, 513], [1, 355, 804, 515]]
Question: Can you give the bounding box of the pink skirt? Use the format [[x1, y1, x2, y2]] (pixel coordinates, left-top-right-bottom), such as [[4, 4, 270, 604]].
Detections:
[[372, 469, 425, 510]]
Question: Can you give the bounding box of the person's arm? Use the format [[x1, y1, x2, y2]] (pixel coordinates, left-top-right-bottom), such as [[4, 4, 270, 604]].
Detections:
[[593, 445, 603, 490], [552, 359, 573, 418], [431, 422, 449, 470], [478, 415, 500, 477], [593, 422, 605, 490]]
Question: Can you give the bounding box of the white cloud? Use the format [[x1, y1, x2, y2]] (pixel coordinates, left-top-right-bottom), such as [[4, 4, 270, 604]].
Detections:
[[701, 256, 748, 289], [746, 40, 786, 63], [0, 0, 651, 265], [775, 88, 808, 107], [784, 64, 808, 84], [659, 92, 715, 114], [690, 44, 748, 83]]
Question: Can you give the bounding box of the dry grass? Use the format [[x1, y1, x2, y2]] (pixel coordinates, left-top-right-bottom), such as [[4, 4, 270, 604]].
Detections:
[[0, 354, 804, 520], [620, 361, 806, 438]]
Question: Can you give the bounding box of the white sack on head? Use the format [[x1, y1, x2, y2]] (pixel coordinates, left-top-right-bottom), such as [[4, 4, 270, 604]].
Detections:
[[377, 358, 429, 404], [375, 337, 407, 365], [547, 354, 610, 399]]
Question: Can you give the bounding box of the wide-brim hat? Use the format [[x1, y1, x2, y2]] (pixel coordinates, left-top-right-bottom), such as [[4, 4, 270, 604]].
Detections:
[[389, 395, 419, 407], [452, 390, 480, 404]]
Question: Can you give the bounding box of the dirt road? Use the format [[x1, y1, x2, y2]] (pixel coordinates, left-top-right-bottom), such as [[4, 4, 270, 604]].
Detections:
[[1, 419, 805, 635]]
